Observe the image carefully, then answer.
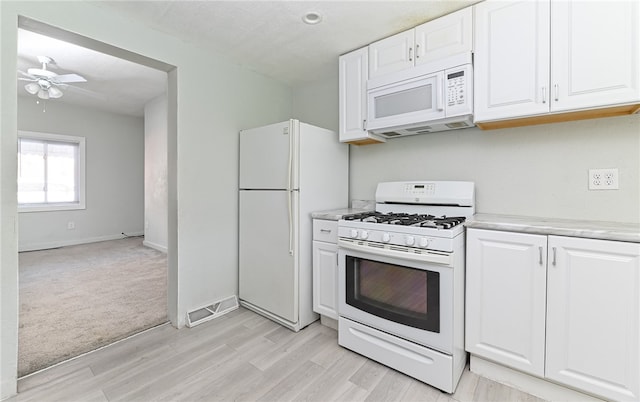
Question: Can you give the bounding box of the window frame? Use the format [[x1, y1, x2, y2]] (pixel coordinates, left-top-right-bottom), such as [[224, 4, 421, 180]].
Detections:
[[18, 130, 86, 213]]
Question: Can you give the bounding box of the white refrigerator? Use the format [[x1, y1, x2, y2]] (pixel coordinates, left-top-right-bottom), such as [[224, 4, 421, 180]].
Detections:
[[239, 119, 348, 331]]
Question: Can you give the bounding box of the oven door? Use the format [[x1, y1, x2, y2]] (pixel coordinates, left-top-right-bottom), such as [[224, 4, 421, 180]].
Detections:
[[338, 241, 453, 354]]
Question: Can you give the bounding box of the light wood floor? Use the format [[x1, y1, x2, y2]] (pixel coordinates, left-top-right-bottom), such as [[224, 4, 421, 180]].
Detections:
[[10, 307, 546, 402]]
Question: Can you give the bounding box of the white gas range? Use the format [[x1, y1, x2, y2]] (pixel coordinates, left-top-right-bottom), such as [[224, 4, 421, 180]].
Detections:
[[337, 181, 474, 393]]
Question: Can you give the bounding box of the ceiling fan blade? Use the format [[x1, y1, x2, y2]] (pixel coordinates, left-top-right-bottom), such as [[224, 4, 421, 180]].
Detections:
[[64, 84, 105, 100], [54, 73, 87, 83], [18, 70, 36, 79], [18, 77, 38, 82]]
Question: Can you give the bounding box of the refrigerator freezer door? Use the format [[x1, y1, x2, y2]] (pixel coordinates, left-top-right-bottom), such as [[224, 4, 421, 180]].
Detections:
[[239, 189, 299, 323], [239, 120, 298, 190]]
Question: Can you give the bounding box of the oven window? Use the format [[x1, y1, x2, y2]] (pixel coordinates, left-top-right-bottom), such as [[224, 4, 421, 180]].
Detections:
[[346, 256, 440, 332]]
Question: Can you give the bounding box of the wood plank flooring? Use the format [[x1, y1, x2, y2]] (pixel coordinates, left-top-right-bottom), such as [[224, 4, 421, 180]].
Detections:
[[9, 308, 546, 402]]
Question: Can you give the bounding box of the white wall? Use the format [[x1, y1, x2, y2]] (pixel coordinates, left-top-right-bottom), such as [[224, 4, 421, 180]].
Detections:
[[144, 95, 168, 252], [1, 2, 292, 398], [292, 77, 640, 224], [292, 75, 339, 132], [17, 96, 144, 251]]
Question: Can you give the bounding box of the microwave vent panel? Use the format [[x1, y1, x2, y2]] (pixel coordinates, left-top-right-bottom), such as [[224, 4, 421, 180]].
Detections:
[[407, 126, 432, 132], [445, 121, 470, 129]]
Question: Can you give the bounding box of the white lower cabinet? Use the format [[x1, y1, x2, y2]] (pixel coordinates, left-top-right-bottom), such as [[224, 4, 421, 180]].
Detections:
[[466, 228, 640, 401], [545, 236, 640, 401], [465, 229, 548, 376], [312, 219, 339, 320]]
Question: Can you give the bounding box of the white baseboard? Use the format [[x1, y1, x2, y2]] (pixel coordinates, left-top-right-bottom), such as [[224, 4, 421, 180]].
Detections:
[[142, 240, 167, 253], [1, 376, 17, 401], [320, 315, 338, 330], [470, 355, 605, 402], [19, 232, 144, 252]]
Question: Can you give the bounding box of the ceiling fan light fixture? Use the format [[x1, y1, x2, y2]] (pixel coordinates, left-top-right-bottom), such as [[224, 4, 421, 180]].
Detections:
[[37, 89, 50, 100], [48, 86, 63, 99], [25, 82, 40, 95]]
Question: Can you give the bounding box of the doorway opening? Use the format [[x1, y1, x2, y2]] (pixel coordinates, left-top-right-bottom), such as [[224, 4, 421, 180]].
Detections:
[[16, 17, 177, 378]]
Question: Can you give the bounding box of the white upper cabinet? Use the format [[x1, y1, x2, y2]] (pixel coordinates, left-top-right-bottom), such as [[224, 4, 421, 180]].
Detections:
[[368, 30, 415, 78], [473, 1, 550, 121], [415, 6, 473, 65], [545, 236, 640, 402], [369, 6, 473, 79], [339, 47, 383, 144], [551, 1, 640, 112], [474, 0, 640, 124]]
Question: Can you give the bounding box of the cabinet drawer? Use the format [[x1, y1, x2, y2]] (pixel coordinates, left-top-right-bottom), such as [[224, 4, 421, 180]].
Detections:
[[313, 220, 338, 243]]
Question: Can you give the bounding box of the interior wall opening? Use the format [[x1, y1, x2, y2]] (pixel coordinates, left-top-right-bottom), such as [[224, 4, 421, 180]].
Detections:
[[16, 16, 178, 379]]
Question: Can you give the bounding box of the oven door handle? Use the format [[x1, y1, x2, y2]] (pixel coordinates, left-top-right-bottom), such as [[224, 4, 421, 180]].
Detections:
[[338, 239, 452, 266]]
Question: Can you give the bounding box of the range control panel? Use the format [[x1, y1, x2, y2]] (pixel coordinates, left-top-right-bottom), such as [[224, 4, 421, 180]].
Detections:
[[403, 183, 436, 196]]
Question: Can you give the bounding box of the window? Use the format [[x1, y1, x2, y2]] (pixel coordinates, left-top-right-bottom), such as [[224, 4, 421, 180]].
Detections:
[[18, 131, 85, 212]]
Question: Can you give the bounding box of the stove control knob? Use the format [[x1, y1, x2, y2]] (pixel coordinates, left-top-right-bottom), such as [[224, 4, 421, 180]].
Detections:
[[360, 230, 369, 240], [419, 237, 430, 248], [405, 236, 415, 246], [381, 233, 391, 243], [350, 229, 359, 238]]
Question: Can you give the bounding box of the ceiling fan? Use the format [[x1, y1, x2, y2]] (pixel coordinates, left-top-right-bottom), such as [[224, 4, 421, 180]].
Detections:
[[18, 56, 87, 100]]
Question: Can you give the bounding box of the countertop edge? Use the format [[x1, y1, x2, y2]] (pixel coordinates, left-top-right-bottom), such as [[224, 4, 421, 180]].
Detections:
[[311, 208, 372, 221], [466, 214, 640, 243]]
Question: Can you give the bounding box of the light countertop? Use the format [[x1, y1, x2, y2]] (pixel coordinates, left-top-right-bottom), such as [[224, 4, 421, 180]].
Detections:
[[467, 214, 640, 243], [311, 208, 372, 221]]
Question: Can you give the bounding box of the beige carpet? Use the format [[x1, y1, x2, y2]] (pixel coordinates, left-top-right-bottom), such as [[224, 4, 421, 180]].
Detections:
[[18, 237, 167, 377]]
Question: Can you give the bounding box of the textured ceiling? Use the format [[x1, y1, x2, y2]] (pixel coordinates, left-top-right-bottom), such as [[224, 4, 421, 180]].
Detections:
[[18, 29, 167, 117], [17, 1, 476, 116], [97, 1, 476, 85]]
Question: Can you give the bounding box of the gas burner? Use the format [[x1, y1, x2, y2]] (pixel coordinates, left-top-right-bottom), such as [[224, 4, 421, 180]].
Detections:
[[344, 212, 465, 230], [419, 216, 466, 229]]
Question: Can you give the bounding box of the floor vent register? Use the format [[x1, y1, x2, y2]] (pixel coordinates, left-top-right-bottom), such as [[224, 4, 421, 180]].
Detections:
[[186, 295, 239, 327]]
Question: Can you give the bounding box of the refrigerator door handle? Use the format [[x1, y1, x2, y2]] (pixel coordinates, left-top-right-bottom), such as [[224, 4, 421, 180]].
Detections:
[[287, 119, 293, 192], [288, 190, 294, 256], [287, 120, 294, 256]]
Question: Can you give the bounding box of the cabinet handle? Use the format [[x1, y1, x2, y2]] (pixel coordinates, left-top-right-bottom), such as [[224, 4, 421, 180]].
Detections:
[[409, 47, 413, 62], [415, 43, 420, 59], [542, 87, 547, 104], [554, 84, 559, 101], [320, 229, 332, 234], [362, 119, 367, 130], [538, 246, 543, 265], [552, 247, 557, 266]]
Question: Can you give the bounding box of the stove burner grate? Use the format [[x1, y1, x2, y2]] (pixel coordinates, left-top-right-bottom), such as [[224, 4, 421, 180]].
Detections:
[[344, 212, 466, 229]]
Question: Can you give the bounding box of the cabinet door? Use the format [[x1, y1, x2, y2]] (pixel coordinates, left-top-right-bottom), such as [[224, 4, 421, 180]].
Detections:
[[312, 240, 339, 320], [465, 229, 547, 377], [339, 47, 369, 143], [551, 1, 640, 112], [368, 30, 415, 78], [546, 236, 640, 401], [414, 6, 472, 65], [473, 0, 550, 122]]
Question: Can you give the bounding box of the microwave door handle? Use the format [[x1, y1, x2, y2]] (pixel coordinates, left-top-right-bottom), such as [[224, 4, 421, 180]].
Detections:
[[436, 78, 444, 111]]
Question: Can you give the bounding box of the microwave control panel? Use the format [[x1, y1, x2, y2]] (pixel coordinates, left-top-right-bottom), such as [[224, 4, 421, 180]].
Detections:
[[447, 70, 466, 106], [445, 64, 473, 116]]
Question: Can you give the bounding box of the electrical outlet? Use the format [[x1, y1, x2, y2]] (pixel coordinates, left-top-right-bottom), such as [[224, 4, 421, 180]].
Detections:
[[589, 168, 619, 190], [67, 221, 75, 230]]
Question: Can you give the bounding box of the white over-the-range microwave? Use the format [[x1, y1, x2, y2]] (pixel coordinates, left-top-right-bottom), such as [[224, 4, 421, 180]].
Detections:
[[366, 52, 473, 139]]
